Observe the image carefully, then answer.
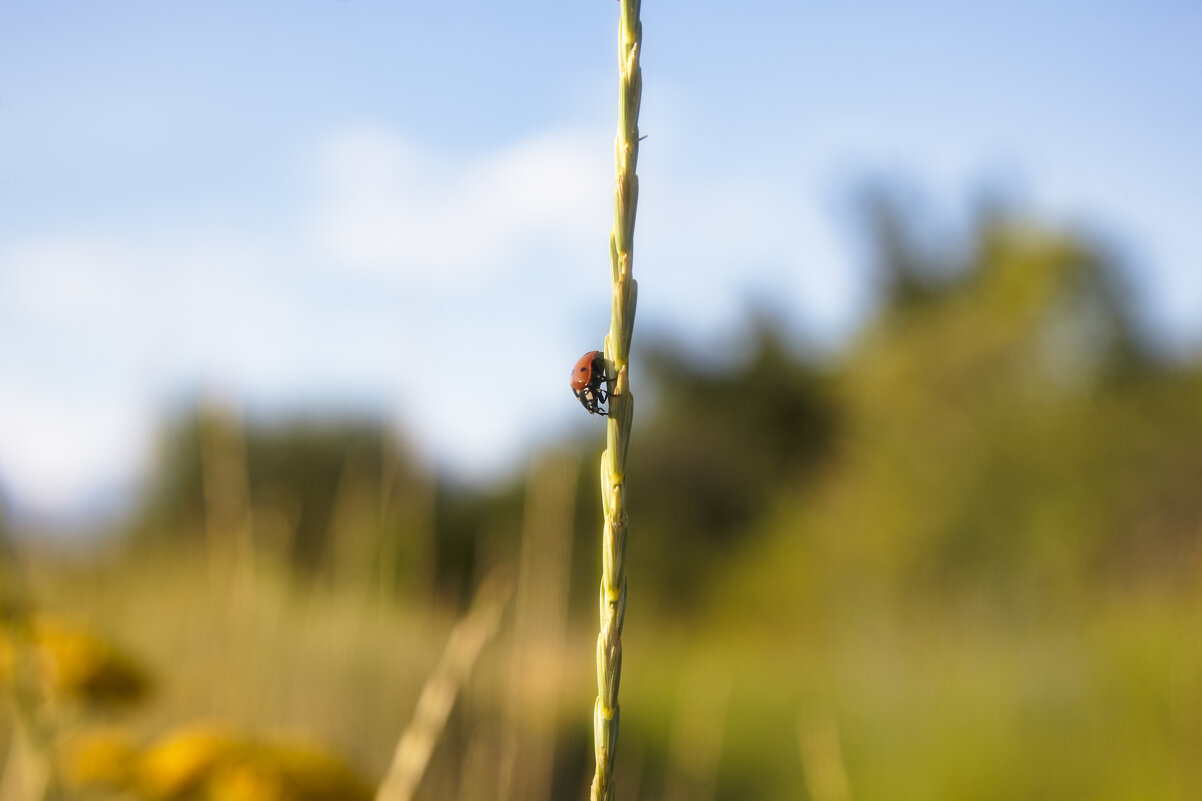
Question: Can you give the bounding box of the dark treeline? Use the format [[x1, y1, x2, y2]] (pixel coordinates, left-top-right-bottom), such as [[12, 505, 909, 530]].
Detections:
[[133, 196, 1202, 619]]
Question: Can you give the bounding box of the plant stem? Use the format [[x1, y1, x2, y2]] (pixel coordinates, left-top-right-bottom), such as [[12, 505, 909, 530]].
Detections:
[[591, 2, 642, 799]]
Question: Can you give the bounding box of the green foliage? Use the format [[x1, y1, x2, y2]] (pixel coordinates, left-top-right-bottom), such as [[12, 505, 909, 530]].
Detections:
[[628, 322, 839, 606], [740, 209, 1202, 607]]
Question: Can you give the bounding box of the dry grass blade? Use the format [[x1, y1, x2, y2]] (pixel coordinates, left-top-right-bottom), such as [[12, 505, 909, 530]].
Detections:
[[374, 571, 512, 801]]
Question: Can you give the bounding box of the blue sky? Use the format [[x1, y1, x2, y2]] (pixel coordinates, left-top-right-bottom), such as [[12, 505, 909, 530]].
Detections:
[[1, 1, 1200, 523]]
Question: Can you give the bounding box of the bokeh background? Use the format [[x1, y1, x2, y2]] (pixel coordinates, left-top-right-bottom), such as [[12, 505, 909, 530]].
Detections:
[[2, 2, 1201, 799]]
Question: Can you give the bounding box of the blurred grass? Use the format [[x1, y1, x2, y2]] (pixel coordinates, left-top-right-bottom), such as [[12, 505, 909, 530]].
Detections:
[[16, 545, 507, 774], [5, 517, 1201, 800]]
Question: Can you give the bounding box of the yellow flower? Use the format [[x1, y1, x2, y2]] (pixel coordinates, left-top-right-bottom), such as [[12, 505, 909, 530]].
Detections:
[[138, 724, 245, 800], [0, 616, 152, 707], [136, 724, 371, 801], [208, 740, 373, 801], [61, 725, 140, 791]]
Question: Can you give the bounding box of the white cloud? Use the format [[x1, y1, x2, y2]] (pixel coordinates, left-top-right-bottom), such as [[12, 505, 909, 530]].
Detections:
[[310, 126, 611, 285], [3, 238, 141, 323], [0, 232, 315, 520], [0, 385, 152, 519]]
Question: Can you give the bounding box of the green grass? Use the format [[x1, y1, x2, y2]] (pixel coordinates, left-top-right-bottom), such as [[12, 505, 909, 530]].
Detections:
[[6, 539, 1200, 800]]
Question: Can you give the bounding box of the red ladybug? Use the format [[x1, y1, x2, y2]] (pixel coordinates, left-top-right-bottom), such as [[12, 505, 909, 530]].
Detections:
[[571, 350, 609, 416]]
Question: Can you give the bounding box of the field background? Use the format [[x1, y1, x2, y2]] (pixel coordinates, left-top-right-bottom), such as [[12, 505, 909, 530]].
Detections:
[[5, 204, 1202, 800], [3, 3, 1201, 798]]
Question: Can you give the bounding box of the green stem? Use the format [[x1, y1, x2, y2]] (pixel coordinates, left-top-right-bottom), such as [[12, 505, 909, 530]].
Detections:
[[591, 2, 642, 799]]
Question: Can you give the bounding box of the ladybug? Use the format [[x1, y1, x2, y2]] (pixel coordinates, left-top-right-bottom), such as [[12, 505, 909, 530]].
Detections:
[[571, 350, 610, 416]]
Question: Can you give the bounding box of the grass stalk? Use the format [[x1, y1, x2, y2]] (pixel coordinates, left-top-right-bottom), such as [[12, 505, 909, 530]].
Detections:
[[591, 2, 642, 799], [374, 571, 511, 801]]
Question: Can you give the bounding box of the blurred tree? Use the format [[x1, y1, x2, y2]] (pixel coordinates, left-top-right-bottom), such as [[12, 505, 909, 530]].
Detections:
[[722, 195, 1202, 621], [624, 318, 840, 608], [136, 408, 429, 587]]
